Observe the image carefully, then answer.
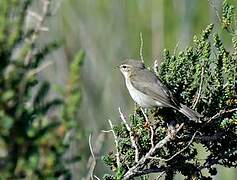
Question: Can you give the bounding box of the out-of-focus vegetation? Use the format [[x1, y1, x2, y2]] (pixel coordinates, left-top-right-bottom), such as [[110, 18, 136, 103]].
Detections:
[[0, 0, 83, 179]]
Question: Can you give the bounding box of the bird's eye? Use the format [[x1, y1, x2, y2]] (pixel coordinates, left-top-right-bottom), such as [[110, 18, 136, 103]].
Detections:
[[121, 65, 127, 69]]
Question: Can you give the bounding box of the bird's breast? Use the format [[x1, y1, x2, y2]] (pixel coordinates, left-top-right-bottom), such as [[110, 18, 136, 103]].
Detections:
[[125, 79, 159, 108]]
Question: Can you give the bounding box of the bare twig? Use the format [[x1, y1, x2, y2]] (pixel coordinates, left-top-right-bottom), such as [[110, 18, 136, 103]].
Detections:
[[161, 131, 199, 162], [156, 171, 165, 180], [206, 108, 237, 123], [85, 133, 104, 180], [88, 134, 96, 180], [101, 130, 113, 133], [124, 123, 184, 179], [108, 119, 121, 167], [192, 66, 205, 108], [93, 175, 101, 180], [140, 32, 144, 63], [118, 107, 139, 162]]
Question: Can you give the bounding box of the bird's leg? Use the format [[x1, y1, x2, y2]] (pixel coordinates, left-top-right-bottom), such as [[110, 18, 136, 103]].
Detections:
[[167, 120, 176, 140], [140, 107, 150, 127], [133, 103, 139, 118]]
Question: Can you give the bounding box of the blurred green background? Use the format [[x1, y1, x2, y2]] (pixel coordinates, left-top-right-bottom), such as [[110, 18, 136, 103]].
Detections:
[[34, 0, 237, 179]]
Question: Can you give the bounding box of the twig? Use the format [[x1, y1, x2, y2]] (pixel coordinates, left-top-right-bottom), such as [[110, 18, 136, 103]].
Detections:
[[140, 32, 144, 63], [156, 171, 165, 180], [93, 175, 101, 180], [125, 167, 166, 179], [161, 131, 199, 162], [206, 108, 237, 123], [118, 107, 139, 162], [192, 66, 205, 108], [86, 133, 105, 180], [108, 119, 121, 167], [140, 108, 154, 148], [88, 134, 96, 180], [101, 130, 113, 133], [89, 134, 95, 159], [123, 123, 184, 179]]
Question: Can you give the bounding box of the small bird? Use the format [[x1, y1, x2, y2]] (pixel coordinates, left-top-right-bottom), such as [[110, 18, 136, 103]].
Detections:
[[119, 59, 202, 121]]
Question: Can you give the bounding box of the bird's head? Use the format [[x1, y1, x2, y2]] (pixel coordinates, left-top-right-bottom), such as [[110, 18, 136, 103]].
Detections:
[[119, 59, 145, 78]]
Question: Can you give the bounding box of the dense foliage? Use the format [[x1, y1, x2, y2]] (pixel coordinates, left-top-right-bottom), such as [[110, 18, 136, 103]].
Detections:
[[0, 0, 83, 179], [103, 1, 237, 179]]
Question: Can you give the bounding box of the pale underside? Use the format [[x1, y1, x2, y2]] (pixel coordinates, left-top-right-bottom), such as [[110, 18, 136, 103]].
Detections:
[[125, 78, 165, 108]]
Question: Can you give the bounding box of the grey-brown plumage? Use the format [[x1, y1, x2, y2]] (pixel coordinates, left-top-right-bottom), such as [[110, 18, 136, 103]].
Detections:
[[119, 59, 202, 121]]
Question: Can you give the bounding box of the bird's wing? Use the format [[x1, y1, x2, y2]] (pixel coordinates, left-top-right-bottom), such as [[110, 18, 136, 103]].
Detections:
[[130, 69, 179, 108]]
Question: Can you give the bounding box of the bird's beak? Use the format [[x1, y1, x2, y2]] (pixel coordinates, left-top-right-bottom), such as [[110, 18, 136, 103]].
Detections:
[[114, 65, 120, 70]]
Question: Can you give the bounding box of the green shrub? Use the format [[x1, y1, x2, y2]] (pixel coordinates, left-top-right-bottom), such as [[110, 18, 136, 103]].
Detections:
[[103, 1, 237, 179]]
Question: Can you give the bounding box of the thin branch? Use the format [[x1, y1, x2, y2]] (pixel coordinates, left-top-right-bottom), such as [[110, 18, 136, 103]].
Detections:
[[125, 167, 166, 179], [101, 130, 113, 133], [93, 175, 101, 180], [108, 119, 121, 167], [124, 123, 184, 180], [192, 66, 205, 109], [89, 134, 95, 159], [140, 32, 144, 63], [206, 108, 237, 123], [88, 134, 96, 180], [86, 133, 105, 180], [161, 131, 199, 162], [156, 171, 165, 180], [118, 107, 139, 163]]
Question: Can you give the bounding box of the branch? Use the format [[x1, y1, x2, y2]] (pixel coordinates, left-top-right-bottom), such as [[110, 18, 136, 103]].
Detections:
[[125, 167, 166, 179], [86, 133, 104, 180], [87, 134, 96, 180], [161, 131, 198, 162], [118, 108, 139, 163], [206, 108, 237, 123], [123, 123, 184, 180], [140, 32, 144, 63], [108, 119, 121, 167]]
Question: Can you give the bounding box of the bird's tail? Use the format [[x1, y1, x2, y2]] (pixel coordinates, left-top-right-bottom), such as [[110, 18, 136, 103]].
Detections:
[[179, 104, 203, 122]]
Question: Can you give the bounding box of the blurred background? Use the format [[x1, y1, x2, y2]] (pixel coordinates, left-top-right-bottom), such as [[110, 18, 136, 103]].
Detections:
[[34, 0, 237, 179]]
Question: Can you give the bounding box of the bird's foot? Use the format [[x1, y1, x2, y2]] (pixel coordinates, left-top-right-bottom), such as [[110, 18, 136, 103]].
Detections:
[[143, 121, 150, 129]]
